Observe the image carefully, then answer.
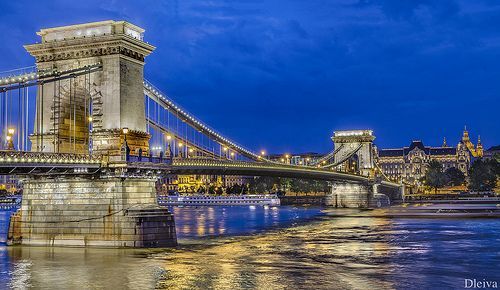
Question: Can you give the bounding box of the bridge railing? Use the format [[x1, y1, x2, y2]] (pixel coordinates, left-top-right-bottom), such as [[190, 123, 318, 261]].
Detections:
[[127, 154, 172, 165], [171, 157, 347, 172], [0, 151, 101, 164]]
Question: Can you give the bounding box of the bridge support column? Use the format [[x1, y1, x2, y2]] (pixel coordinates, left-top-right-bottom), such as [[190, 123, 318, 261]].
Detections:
[[325, 182, 391, 208], [325, 182, 373, 208], [18, 176, 176, 247]]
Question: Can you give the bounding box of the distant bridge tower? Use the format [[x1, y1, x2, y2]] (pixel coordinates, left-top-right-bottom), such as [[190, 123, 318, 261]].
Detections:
[[25, 20, 154, 158], [332, 130, 375, 177]]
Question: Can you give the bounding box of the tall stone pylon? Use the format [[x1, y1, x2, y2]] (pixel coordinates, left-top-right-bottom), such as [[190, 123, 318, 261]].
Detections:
[[25, 20, 154, 159], [332, 130, 375, 177]]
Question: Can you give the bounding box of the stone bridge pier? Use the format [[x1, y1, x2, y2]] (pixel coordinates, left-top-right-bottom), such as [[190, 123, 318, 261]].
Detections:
[[18, 173, 177, 247], [325, 181, 395, 208]]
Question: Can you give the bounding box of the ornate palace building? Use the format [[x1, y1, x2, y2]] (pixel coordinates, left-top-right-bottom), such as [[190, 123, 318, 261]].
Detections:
[[376, 128, 483, 184]]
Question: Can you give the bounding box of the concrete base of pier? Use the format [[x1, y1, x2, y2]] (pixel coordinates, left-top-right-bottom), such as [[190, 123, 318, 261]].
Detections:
[[325, 182, 390, 208], [16, 176, 176, 248]]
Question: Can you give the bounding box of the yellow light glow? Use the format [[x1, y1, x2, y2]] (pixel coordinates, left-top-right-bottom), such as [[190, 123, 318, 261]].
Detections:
[[223, 147, 228, 152], [178, 142, 183, 147], [261, 150, 266, 155], [88, 116, 93, 122], [8, 128, 15, 135], [122, 127, 129, 134], [166, 135, 172, 140], [6, 135, 11, 141]]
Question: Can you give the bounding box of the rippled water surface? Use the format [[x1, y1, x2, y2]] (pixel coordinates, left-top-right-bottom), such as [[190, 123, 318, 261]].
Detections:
[[1, 206, 499, 289]]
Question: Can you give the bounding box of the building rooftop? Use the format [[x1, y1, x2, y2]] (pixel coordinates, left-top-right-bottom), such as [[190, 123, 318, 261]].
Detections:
[[379, 140, 457, 157]]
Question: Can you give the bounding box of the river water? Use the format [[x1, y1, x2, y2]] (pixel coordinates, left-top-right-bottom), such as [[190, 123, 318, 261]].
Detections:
[[1, 206, 499, 289]]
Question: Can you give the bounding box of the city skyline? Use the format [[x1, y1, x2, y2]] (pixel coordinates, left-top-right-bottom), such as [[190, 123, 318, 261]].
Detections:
[[0, 0, 499, 154]]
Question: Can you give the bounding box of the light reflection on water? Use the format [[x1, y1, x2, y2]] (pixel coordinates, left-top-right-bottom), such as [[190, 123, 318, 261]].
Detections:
[[1, 207, 500, 289]]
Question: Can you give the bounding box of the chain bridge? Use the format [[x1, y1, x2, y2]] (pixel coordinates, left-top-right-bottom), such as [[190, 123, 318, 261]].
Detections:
[[0, 21, 401, 248]]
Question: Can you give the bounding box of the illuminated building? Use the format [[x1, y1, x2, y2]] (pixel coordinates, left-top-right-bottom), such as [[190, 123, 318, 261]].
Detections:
[[268, 152, 323, 166], [158, 174, 252, 194], [376, 128, 482, 184]]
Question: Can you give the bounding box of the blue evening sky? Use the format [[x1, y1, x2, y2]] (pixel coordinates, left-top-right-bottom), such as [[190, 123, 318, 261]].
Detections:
[[0, 0, 498, 154]]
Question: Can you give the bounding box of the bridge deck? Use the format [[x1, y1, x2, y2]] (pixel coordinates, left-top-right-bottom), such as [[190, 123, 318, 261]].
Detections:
[[0, 151, 400, 187]]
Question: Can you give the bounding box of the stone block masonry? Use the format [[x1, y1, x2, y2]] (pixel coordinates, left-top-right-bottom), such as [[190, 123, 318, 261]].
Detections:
[[19, 176, 177, 247]]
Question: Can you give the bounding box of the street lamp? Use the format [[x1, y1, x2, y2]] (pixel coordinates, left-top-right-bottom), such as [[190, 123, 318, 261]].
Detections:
[[6, 128, 15, 150], [122, 127, 129, 147], [122, 127, 130, 160], [6, 135, 13, 150]]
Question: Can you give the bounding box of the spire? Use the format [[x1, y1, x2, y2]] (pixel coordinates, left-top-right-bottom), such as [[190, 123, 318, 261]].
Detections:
[[442, 137, 447, 147], [462, 125, 470, 141], [477, 135, 484, 157]]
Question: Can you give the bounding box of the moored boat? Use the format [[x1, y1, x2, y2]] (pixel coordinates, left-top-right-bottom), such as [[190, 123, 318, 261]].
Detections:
[[158, 194, 281, 206]]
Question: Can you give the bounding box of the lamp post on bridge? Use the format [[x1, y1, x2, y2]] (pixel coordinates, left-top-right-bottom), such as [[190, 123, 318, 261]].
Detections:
[[223, 146, 228, 159], [6, 128, 15, 151], [122, 127, 130, 161], [178, 142, 183, 158]]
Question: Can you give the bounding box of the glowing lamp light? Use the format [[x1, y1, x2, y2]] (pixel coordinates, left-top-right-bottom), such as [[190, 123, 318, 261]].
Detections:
[[6, 135, 11, 141], [178, 142, 183, 148], [8, 128, 15, 135], [166, 135, 172, 140], [122, 128, 129, 135]]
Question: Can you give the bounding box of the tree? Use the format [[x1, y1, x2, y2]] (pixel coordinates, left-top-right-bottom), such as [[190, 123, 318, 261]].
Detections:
[[444, 167, 466, 186], [494, 153, 500, 163], [249, 176, 279, 194], [468, 159, 500, 192], [423, 160, 448, 193]]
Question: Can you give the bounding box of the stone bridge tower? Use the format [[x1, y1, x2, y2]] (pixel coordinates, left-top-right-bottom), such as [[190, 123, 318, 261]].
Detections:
[[16, 21, 176, 248], [332, 130, 375, 177], [25, 20, 154, 159]]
